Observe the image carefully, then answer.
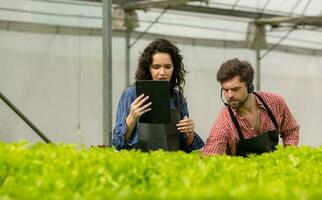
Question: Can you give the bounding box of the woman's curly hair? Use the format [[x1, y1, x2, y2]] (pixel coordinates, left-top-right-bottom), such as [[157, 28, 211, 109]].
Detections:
[[135, 38, 187, 98]]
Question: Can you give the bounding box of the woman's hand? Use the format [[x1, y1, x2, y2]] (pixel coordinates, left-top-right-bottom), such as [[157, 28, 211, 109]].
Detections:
[[128, 94, 152, 122], [176, 116, 195, 146], [124, 94, 152, 141], [176, 116, 194, 133]]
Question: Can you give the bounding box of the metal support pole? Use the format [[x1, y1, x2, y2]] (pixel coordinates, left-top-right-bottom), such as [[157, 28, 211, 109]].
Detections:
[[102, 0, 112, 146], [0, 91, 52, 143], [256, 47, 261, 91], [125, 11, 131, 87]]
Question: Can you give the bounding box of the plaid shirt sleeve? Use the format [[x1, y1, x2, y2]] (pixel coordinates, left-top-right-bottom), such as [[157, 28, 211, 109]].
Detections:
[[201, 109, 231, 156], [275, 95, 300, 146]]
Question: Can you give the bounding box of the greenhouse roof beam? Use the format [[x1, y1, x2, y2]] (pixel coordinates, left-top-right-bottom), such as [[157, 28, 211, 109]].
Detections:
[[117, 0, 208, 10], [255, 16, 322, 27], [112, 0, 146, 5], [2, 20, 322, 56], [164, 5, 283, 19], [111, 0, 283, 19], [78, 0, 286, 19]]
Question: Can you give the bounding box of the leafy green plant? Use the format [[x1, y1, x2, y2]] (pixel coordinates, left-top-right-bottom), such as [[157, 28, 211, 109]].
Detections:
[[0, 141, 321, 200]]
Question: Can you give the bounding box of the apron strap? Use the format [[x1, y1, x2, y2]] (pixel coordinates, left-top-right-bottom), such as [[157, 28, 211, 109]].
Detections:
[[226, 92, 279, 140], [226, 104, 245, 140], [253, 92, 279, 129]]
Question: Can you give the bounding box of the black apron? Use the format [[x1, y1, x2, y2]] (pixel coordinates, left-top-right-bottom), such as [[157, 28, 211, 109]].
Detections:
[[133, 109, 181, 152], [227, 92, 279, 157]]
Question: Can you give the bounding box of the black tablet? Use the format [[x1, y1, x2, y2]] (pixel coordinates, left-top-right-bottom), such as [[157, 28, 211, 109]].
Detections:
[[135, 80, 171, 123]]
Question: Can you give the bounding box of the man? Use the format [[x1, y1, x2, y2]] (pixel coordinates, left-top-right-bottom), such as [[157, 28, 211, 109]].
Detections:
[[202, 58, 299, 157]]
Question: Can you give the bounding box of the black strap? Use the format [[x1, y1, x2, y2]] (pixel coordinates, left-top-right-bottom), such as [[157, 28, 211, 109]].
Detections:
[[253, 92, 279, 129], [226, 104, 245, 140], [226, 92, 279, 141]]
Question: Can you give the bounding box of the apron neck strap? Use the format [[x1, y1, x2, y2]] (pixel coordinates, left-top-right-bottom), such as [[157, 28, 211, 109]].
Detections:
[[226, 92, 279, 140], [226, 105, 245, 140], [253, 92, 279, 129]]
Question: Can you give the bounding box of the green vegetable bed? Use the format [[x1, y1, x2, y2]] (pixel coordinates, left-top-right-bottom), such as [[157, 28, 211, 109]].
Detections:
[[0, 141, 321, 200]]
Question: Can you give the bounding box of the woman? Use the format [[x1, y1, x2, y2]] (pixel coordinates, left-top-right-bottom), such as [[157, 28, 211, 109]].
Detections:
[[112, 38, 204, 152]]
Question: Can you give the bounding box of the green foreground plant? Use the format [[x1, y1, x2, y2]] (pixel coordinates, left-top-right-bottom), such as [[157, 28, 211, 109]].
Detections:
[[0, 141, 321, 200]]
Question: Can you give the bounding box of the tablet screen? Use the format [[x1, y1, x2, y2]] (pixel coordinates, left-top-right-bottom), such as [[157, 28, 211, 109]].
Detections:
[[135, 80, 171, 123]]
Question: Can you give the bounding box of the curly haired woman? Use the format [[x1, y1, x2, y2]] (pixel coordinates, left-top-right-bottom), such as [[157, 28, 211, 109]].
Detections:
[[112, 38, 204, 152]]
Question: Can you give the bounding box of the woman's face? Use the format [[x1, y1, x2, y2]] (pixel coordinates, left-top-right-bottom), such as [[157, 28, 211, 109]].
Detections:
[[149, 53, 174, 81]]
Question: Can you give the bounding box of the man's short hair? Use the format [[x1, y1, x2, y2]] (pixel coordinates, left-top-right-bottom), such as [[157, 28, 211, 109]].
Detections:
[[217, 58, 254, 87]]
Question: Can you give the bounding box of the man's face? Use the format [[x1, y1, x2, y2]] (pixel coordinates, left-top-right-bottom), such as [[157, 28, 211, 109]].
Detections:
[[222, 76, 249, 109]]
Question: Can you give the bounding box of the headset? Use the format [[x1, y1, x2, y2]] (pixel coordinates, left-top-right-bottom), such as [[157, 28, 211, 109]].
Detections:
[[247, 83, 254, 93], [220, 88, 228, 106]]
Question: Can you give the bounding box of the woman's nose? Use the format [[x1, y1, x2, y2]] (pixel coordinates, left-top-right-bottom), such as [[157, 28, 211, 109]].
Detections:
[[159, 67, 165, 74]]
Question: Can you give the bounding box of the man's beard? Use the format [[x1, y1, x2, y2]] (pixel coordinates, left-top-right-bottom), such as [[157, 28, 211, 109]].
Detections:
[[228, 93, 249, 109]]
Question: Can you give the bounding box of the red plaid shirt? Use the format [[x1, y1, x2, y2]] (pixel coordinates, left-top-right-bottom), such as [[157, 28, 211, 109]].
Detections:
[[202, 92, 299, 156]]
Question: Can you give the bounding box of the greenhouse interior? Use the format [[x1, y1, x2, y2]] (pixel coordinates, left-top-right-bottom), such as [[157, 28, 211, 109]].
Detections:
[[0, 0, 322, 199]]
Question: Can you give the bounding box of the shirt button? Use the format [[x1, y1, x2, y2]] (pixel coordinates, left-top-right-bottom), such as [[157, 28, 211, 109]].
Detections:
[[251, 127, 254, 130], [240, 117, 243, 119]]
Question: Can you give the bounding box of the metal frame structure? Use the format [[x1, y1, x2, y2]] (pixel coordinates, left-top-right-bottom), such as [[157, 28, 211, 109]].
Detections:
[[2, 0, 321, 146], [102, 0, 113, 146], [101, 0, 321, 146], [252, 15, 322, 89], [109, 0, 316, 90]]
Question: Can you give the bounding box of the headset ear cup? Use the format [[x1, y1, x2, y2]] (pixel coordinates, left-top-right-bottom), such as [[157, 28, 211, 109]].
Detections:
[[248, 83, 254, 93]]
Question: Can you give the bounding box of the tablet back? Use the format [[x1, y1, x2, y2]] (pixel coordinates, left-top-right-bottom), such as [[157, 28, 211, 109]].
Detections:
[[136, 80, 171, 123]]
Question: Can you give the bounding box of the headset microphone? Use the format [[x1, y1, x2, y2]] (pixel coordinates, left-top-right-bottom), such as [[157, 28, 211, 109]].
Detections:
[[220, 88, 229, 106]]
